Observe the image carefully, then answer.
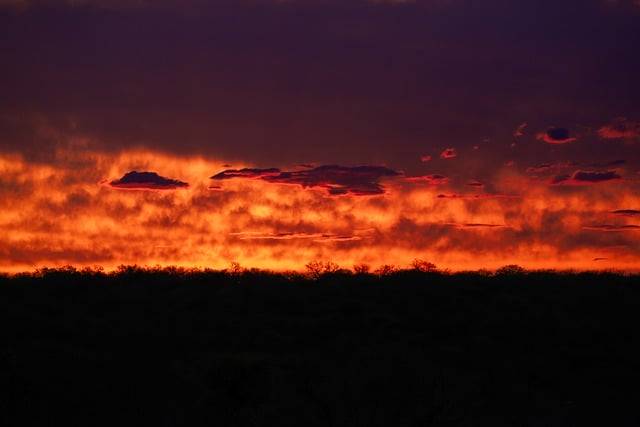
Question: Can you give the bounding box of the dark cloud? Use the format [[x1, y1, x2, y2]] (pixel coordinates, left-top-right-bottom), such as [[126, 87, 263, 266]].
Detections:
[[229, 232, 322, 240], [547, 127, 571, 140], [210, 168, 281, 180], [212, 165, 400, 196], [437, 193, 519, 200], [109, 171, 189, 190], [229, 231, 363, 243], [583, 225, 640, 232], [611, 209, 640, 216], [573, 170, 622, 182], [456, 223, 510, 229], [467, 180, 484, 188], [528, 161, 621, 175], [551, 170, 622, 185], [598, 118, 640, 140], [537, 127, 577, 144], [550, 174, 572, 185], [586, 159, 626, 167], [529, 161, 624, 180]]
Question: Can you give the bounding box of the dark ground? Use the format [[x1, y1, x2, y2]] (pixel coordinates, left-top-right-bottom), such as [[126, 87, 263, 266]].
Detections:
[[2, 267, 640, 426]]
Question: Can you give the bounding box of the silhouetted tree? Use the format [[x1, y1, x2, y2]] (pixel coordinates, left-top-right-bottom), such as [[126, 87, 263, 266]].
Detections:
[[305, 261, 341, 278], [323, 261, 340, 274], [305, 261, 325, 279]]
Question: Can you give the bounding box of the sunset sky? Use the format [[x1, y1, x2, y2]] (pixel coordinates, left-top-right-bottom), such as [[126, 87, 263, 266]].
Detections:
[[1, 0, 640, 272]]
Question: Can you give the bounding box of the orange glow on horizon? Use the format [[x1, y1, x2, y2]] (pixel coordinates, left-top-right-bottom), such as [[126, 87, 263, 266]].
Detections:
[[1, 149, 640, 273]]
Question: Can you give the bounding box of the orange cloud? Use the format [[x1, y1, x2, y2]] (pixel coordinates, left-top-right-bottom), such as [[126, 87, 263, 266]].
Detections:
[[2, 149, 640, 273]]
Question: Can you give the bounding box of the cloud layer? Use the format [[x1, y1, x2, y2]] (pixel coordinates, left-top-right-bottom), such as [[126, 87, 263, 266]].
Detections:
[[1, 149, 640, 273]]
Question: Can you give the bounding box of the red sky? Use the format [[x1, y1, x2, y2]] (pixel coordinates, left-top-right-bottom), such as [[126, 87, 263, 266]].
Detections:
[[1, 0, 640, 272]]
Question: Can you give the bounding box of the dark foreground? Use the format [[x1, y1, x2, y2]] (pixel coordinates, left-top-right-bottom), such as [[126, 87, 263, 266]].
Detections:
[[2, 268, 640, 426]]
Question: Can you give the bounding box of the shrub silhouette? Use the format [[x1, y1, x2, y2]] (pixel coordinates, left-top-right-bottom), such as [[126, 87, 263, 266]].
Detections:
[[410, 259, 438, 273], [353, 263, 371, 274], [495, 264, 526, 276], [374, 264, 398, 276]]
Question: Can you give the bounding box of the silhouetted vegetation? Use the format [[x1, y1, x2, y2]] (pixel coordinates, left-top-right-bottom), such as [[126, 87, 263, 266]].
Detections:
[[2, 265, 640, 426]]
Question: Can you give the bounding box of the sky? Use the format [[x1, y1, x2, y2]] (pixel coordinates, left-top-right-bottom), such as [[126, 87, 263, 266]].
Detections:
[[1, 0, 640, 272]]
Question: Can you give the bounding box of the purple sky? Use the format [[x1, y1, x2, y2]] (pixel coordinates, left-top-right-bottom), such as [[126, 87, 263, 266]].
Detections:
[[1, 0, 640, 271]]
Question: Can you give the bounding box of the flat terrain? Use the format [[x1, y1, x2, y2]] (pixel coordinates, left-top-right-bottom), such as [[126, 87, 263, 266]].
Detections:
[[2, 268, 640, 426]]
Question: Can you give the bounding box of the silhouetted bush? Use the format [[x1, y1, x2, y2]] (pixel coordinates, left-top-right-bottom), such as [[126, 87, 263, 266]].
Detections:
[[352, 263, 371, 274], [495, 264, 526, 276], [410, 259, 438, 273]]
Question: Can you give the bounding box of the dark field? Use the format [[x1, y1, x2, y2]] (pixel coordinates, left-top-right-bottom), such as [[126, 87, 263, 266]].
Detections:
[[2, 267, 640, 426]]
